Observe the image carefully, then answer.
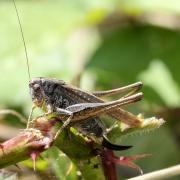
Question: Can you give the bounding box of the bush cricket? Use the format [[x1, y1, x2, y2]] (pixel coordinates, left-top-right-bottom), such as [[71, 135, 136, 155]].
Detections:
[[13, 0, 144, 151]]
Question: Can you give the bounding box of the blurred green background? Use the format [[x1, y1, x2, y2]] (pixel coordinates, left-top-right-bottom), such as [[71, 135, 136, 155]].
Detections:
[[0, 0, 180, 179]]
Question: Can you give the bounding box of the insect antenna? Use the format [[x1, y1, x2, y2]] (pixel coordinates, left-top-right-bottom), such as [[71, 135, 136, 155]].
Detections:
[[12, 0, 31, 80]]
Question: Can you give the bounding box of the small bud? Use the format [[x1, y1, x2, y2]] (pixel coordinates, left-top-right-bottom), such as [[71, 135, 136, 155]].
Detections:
[[140, 117, 165, 129]]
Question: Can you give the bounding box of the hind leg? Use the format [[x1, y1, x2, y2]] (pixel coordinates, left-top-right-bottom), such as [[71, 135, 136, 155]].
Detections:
[[93, 82, 142, 98]]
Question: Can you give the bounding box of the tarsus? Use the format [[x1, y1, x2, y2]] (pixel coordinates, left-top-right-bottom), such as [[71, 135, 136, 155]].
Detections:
[[12, 0, 31, 80]]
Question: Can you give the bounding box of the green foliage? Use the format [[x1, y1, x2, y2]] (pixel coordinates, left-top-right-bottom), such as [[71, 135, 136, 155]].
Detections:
[[46, 147, 77, 180], [86, 25, 180, 106]]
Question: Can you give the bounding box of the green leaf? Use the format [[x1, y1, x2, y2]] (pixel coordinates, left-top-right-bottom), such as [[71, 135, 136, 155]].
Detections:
[[46, 147, 77, 180], [86, 25, 180, 107]]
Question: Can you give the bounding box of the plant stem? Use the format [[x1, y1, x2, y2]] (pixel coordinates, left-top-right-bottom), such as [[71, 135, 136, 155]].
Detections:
[[129, 164, 180, 180]]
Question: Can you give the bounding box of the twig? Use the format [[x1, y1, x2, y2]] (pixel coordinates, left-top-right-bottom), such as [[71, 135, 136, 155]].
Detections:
[[129, 164, 180, 180], [0, 109, 27, 123]]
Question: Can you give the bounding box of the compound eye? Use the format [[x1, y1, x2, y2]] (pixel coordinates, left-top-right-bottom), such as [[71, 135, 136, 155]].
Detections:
[[33, 84, 41, 90]]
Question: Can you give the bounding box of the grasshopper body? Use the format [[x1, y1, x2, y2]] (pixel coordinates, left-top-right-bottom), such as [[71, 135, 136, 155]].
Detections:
[[29, 77, 143, 150]]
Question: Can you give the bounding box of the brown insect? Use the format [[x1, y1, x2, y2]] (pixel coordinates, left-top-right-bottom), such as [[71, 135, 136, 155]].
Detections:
[[29, 77, 143, 150]]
